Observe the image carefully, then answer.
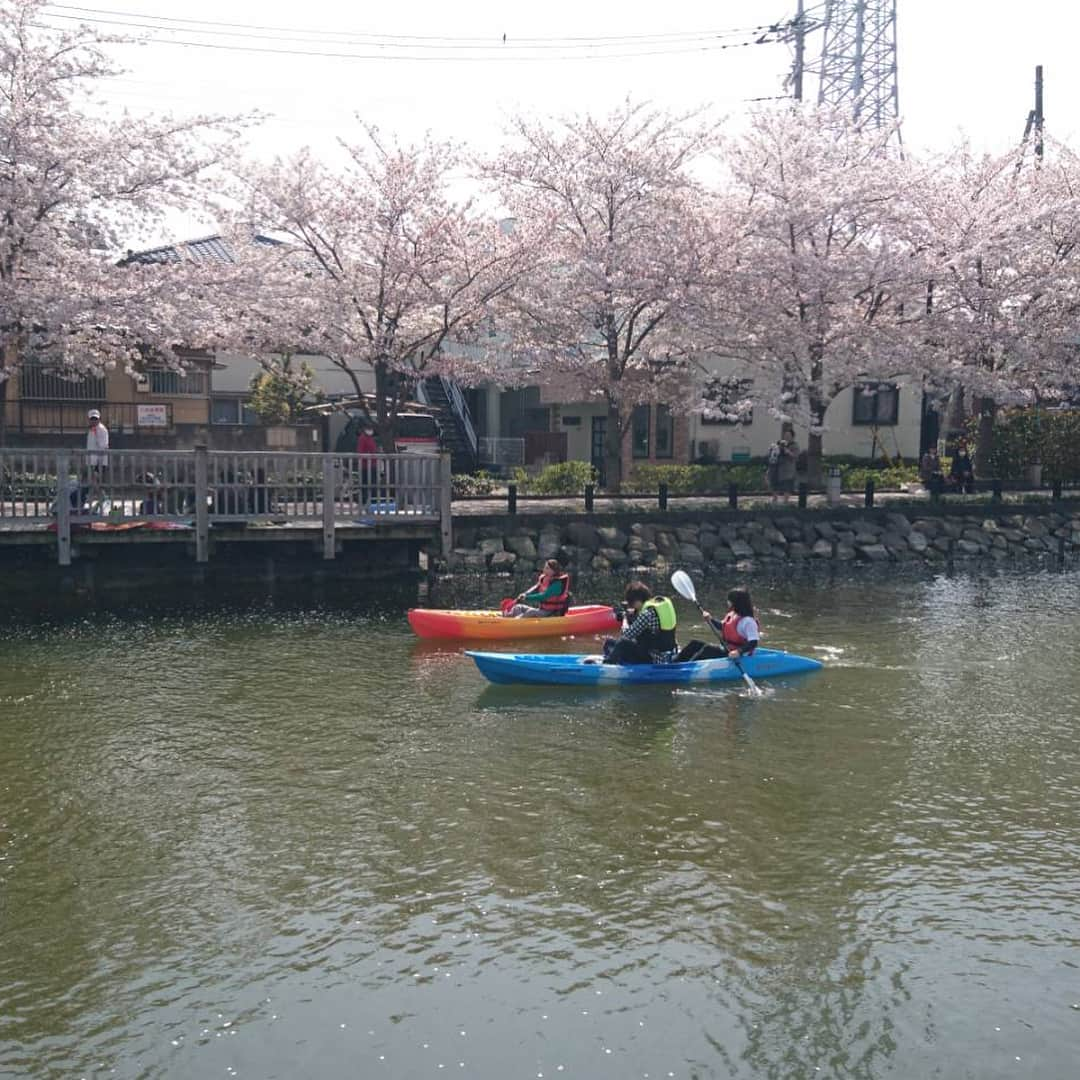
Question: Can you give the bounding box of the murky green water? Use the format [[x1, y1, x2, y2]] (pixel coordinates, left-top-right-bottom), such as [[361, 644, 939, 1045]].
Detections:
[[2, 571, 1079, 1080]]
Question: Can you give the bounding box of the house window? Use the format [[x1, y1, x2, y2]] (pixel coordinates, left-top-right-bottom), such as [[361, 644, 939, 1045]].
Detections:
[[631, 405, 650, 459], [656, 405, 674, 459], [852, 383, 899, 425], [148, 369, 209, 396], [211, 398, 258, 425], [701, 377, 753, 425], [19, 359, 105, 402]]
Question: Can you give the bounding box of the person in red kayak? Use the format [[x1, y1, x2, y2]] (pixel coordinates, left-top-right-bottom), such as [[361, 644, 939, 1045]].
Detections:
[[503, 559, 571, 618], [676, 588, 761, 662], [356, 423, 379, 507]]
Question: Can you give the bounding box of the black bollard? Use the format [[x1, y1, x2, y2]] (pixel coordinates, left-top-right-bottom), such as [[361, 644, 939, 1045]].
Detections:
[[864, 477, 875, 508], [658, 482, 668, 511], [1052, 478, 1063, 501], [728, 482, 738, 509], [507, 483, 517, 515], [584, 483, 595, 513], [991, 477, 1003, 503], [798, 481, 809, 509]]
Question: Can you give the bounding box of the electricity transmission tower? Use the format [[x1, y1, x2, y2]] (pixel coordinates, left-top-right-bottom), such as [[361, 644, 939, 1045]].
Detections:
[[787, 0, 900, 129]]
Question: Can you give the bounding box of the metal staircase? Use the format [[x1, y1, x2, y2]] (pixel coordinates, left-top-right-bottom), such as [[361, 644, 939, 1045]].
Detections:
[[418, 376, 478, 473]]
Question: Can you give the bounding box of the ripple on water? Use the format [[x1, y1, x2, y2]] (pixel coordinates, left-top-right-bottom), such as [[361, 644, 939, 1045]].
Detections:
[[2, 571, 1080, 1078]]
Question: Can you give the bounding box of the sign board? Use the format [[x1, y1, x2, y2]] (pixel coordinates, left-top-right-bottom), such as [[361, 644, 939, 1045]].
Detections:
[[136, 404, 169, 428]]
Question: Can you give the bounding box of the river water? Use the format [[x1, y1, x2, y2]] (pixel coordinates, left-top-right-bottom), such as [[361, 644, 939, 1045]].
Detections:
[[2, 570, 1079, 1080]]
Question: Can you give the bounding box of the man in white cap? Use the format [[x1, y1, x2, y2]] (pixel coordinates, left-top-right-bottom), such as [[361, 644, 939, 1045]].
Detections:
[[86, 408, 109, 472]]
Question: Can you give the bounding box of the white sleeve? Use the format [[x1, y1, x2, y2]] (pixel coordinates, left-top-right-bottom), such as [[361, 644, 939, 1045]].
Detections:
[[738, 616, 760, 642]]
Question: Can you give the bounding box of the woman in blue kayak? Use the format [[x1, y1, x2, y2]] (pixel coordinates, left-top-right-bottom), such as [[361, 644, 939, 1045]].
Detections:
[[503, 559, 572, 617], [601, 581, 680, 664], [677, 588, 761, 662]]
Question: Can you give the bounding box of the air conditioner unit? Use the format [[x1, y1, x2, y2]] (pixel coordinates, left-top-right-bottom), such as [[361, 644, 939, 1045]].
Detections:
[[134, 373, 150, 392]]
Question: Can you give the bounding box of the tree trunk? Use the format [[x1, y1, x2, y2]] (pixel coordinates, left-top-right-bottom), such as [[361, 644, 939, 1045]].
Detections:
[[974, 396, 996, 478], [0, 369, 8, 448], [372, 360, 399, 454], [806, 429, 824, 488], [604, 398, 623, 493]]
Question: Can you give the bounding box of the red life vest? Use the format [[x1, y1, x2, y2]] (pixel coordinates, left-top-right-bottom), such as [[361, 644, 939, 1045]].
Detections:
[[721, 610, 759, 647], [538, 573, 571, 616]]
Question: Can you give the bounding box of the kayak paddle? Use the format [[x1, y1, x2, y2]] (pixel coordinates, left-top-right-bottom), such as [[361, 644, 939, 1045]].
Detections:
[[670, 570, 762, 696]]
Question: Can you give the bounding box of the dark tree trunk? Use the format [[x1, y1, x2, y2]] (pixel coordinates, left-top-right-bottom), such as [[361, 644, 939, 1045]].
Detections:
[[604, 398, 623, 493], [974, 396, 996, 478]]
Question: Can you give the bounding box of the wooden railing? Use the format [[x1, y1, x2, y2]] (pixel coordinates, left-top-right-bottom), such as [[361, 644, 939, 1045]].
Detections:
[[0, 447, 452, 566]]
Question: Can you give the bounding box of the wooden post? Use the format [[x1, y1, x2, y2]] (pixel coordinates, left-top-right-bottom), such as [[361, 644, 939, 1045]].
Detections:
[[508, 483, 517, 515], [798, 481, 809, 509], [658, 482, 668, 511], [864, 477, 875, 508], [1052, 478, 1063, 501], [56, 451, 72, 567], [728, 482, 738, 509], [584, 484, 595, 513], [991, 477, 1003, 503], [439, 451, 453, 556], [194, 443, 209, 563], [322, 456, 336, 560]]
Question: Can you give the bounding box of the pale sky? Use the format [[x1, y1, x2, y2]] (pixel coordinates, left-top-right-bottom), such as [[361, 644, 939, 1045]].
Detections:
[[49, 0, 1079, 243]]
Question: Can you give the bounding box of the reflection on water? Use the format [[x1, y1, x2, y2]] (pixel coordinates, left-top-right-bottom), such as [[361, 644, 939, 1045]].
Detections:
[[2, 571, 1079, 1079]]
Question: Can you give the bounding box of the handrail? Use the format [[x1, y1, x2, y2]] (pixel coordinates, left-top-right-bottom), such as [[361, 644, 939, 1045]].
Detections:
[[440, 376, 478, 457], [0, 447, 452, 565]]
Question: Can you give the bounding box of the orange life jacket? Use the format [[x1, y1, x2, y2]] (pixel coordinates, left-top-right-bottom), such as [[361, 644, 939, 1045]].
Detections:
[[538, 573, 571, 616], [721, 610, 760, 647]]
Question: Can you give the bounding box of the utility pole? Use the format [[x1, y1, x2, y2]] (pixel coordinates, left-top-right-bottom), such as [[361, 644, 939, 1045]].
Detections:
[[792, 0, 806, 101], [1034, 64, 1044, 161]]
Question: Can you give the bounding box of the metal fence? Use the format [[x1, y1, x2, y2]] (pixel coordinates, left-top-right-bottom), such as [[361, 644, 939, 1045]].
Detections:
[[0, 447, 450, 565], [478, 437, 525, 469]]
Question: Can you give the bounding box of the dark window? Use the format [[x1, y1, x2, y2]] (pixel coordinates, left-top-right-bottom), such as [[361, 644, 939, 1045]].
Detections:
[[656, 405, 674, 458], [631, 405, 650, 459], [561, 415, 581, 427], [852, 383, 899, 425], [19, 359, 105, 402], [148, 369, 208, 396], [212, 398, 259, 425], [701, 377, 754, 425], [397, 414, 439, 440]]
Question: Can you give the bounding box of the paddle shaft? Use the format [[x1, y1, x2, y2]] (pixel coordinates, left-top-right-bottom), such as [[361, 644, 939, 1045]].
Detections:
[[692, 599, 760, 694]]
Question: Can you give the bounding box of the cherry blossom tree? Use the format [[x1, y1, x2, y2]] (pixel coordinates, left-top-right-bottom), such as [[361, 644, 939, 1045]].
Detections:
[[0, 0, 244, 437], [485, 100, 724, 491], [913, 142, 1080, 470], [715, 106, 927, 481], [225, 130, 534, 452]]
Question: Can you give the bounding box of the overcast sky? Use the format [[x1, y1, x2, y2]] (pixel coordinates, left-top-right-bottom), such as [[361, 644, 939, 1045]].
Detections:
[[50, 0, 1078, 241]]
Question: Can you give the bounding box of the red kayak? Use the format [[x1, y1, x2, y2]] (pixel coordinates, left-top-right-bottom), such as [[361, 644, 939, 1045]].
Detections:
[[408, 604, 620, 641]]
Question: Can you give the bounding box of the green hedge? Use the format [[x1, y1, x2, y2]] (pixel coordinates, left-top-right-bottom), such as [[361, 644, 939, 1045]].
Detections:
[[451, 470, 497, 498], [976, 409, 1080, 482], [510, 460, 598, 494], [629, 460, 920, 494]]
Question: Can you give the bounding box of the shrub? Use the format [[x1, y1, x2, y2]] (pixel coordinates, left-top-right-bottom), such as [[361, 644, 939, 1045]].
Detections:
[[628, 462, 770, 493], [975, 408, 1080, 482], [451, 470, 497, 498], [841, 463, 919, 491], [511, 460, 598, 494]]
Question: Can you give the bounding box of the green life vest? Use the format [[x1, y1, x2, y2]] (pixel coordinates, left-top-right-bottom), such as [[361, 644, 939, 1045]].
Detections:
[[640, 595, 678, 654], [643, 595, 677, 630]]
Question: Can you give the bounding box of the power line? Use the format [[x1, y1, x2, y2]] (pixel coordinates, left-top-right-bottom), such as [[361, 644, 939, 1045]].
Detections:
[[44, 4, 778, 46], [35, 16, 784, 62]]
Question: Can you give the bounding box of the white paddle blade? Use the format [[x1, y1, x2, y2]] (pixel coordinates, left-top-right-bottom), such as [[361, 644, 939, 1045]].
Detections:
[[670, 570, 698, 604]]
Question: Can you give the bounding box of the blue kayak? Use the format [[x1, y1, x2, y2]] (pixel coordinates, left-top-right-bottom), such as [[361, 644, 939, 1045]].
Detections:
[[466, 648, 823, 687]]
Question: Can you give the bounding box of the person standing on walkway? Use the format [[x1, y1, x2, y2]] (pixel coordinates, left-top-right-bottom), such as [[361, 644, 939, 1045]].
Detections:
[[86, 408, 109, 477], [356, 423, 378, 507]]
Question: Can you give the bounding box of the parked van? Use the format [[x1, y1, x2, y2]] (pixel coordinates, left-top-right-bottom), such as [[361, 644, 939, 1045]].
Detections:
[[394, 413, 441, 456]]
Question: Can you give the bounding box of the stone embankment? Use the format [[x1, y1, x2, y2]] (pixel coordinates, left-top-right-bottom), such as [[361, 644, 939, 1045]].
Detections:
[[442, 505, 1080, 577]]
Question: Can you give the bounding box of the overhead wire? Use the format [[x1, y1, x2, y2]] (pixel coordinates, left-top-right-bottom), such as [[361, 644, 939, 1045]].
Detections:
[[37, 7, 793, 61], [43, 4, 781, 45]]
